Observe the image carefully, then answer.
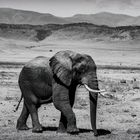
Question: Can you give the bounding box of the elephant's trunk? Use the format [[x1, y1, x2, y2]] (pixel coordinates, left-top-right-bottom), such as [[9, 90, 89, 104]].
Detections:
[[81, 76, 103, 136]]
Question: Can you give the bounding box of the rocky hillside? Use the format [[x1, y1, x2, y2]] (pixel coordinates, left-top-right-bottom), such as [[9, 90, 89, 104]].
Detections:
[[0, 23, 140, 42]]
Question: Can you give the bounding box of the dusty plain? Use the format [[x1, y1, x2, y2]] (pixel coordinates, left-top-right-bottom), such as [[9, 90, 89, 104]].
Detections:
[[0, 38, 140, 140]]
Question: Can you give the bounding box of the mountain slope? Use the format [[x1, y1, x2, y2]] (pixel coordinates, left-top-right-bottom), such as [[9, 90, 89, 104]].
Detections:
[[0, 8, 139, 26], [0, 8, 68, 25]]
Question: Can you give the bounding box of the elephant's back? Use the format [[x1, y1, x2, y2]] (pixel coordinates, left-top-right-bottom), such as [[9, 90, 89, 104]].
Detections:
[[25, 56, 51, 69], [19, 56, 53, 85]]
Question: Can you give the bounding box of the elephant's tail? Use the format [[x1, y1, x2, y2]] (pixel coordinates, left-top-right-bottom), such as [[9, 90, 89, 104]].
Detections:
[[14, 95, 23, 112]]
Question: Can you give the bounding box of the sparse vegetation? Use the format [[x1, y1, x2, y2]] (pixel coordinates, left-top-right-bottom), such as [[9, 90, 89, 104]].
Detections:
[[1, 23, 140, 41], [35, 29, 52, 41]]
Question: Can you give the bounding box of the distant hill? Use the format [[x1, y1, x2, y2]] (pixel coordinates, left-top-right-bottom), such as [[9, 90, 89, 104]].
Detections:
[[66, 12, 134, 27], [0, 23, 140, 42], [0, 8, 68, 25], [0, 8, 140, 26]]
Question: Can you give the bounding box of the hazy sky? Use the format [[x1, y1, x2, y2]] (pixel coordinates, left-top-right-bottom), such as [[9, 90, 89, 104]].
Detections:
[[0, 0, 140, 17]]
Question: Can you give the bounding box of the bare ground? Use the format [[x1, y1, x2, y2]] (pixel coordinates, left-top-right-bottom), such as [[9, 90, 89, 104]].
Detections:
[[0, 64, 140, 140]]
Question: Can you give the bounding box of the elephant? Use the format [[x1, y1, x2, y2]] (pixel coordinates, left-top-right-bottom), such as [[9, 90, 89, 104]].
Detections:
[[16, 50, 104, 136]]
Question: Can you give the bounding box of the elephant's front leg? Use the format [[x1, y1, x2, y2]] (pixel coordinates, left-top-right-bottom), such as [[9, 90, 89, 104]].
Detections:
[[57, 87, 77, 133], [57, 113, 67, 133], [53, 84, 79, 134]]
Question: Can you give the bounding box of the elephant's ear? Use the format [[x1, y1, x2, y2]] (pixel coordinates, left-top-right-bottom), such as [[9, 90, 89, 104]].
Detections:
[[49, 51, 72, 86]]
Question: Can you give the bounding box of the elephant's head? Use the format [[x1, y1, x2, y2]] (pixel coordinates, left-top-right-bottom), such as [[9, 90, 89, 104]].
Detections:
[[49, 50, 101, 92], [49, 50, 104, 135]]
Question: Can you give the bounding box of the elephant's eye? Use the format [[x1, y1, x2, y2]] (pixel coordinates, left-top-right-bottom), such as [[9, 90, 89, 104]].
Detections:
[[79, 66, 85, 73]]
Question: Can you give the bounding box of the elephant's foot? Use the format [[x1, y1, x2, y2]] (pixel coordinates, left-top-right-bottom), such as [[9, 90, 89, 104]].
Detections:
[[67, 125, 79, 134], [32, 125, 43, 133], [57, 123, 67, 133], [94, 131, 98, 137], [57, 128, 67, 133], [16, 123, 29, 131]]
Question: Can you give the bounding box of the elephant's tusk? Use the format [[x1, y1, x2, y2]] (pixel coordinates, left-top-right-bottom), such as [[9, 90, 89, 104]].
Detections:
[[84, 84, 105, 93], [84, 84, 108, 98]]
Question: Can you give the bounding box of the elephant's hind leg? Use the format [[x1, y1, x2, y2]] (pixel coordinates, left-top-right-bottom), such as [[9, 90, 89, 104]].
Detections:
[[26, 103, 43, 133], [25, 94, 43, 133], [18, 83, 43, 133], [16, 102, 29, 130]]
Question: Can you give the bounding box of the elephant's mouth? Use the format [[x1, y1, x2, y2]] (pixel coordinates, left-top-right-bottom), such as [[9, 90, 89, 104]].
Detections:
[[84, 84, 107, 98]]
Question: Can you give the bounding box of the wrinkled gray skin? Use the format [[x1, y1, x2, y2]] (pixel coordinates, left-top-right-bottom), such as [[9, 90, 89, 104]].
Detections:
[[16, 50, 99, 136]]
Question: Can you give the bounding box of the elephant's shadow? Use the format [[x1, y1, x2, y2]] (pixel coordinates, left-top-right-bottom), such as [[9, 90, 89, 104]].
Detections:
[[42, 126, 111, 136]]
